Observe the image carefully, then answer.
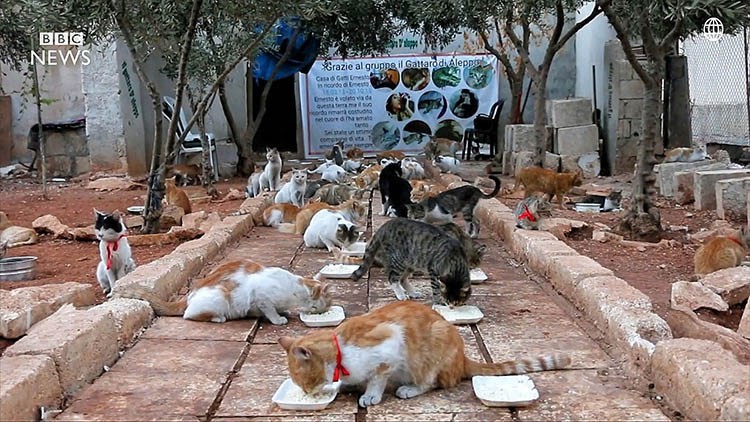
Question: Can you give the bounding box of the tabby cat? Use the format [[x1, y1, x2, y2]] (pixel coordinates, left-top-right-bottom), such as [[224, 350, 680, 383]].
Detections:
[[513, 166, 583, 209], [119, 259, 331, 325], [313, 183, 365, 205], [166, 163, 202, 186], [351, 218, 472, 305], [693, 226, 749, 276], [406, 175, 501, 238], [437, 222, 486, 268], [514, 193, 553, 230], [279, 301, 572, 407]]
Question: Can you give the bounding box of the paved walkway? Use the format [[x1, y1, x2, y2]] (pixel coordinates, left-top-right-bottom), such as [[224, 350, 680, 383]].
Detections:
[[56, 199, 670, 421]]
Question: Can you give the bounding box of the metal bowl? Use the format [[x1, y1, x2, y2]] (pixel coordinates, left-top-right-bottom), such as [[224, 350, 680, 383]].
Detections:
[[0, 256, 38, 282]]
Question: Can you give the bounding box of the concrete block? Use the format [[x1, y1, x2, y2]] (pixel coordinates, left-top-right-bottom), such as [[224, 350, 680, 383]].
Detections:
[[544, 152, 560, 171], [0, 355, 63, 422], [4, 304, 119, 396], [546, 98, 592, 128], [554, 124, 599, 155], [716, 176, 750, 220], [700, 266, 750, 306], [513, 152, 536, 177], [506, 124, 536, 152], [525, 240, 579, 276], [671, 163, 728, 203], [0, 282, 97, 339], [578, 152, 601, 178], [655, 160, 719, 197], [502, 151, 513, 175], [89, 298, 154, 348], [547, 255, 614, 298], [695, 169, 750, 210], [651, 338, 750, 421], [560, 154, 580, 173]]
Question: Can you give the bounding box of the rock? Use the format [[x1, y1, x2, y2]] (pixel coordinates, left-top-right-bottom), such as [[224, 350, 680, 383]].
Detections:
[[577, 152, 601, 178], [669, 225, 688, 232], [198, 212, 222, 233], [86, 177, 142, 191], [181, 211, 207, 231], [159, 205, 185, 228], [559, 154, 580, 173], [166, 226, 203, 241], [544, 152, 561, 171], [685, 212, 693, 218], [32, 215, 70, 238], [593, 229, 624, 243], [66, 225, 97, 241], [700, 266, 750, 306], [670, 281, 729, 312], [125, 216, 144, 229], [738, 299, 750, 340], [216, 188, 245, 203]]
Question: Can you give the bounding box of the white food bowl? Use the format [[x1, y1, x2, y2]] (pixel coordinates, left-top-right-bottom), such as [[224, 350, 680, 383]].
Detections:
[[300, 305, 346, 327], [318, 264, 359, 279], [272, 378, 338, 411], [472, 375, 539, 407], [432, 305, 484, 324], [574, 203, 601, 213], [470, 268, 488, 283], [127, 205, 145, 214], [341, 242, 367, 257]]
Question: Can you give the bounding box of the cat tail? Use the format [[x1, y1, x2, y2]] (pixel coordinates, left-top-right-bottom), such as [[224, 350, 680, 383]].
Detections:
[[479, 176, 502, 199], [277, 223, 297, 234], [464, 353, 571, 378], [118, 286, 187, 316]]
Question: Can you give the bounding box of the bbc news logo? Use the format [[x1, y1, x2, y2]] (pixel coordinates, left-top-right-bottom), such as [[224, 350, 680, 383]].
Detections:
[[30, 32, 91, 66]]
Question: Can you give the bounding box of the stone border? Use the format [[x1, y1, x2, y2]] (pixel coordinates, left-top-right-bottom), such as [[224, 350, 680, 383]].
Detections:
[[0, 195, 273, 421]]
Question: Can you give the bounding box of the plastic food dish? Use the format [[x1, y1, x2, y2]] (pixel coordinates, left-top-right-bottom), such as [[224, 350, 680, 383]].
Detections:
[[300, 305, 346, 327], [272, 378, 338, 410], [341, 242, 367, 257], [470, 268, 488, 283], [574, 203, 601, 213], [127, 205, 145, 214], [432, 305, 484, 324], [472, 375, 539, 407], [318, 264, 359, 279]]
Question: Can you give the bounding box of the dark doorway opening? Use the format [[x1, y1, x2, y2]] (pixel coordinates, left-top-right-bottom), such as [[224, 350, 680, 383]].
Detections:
[[251, 76, 298, 153]]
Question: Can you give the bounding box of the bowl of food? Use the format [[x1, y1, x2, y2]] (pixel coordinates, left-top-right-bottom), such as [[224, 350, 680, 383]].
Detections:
[[300, 305, 346, 327], [272, 378, 338, 411], [341, 242, 367, 257], [470, 268, 487, 283], [432, 305, 484, 324], [318, 264, 359, 279], [472, 375, 539, 407]]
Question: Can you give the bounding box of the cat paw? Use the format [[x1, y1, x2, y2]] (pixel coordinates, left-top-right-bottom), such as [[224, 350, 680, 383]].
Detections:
[[270, 316, 288, 325], [407, 291, 424, 300], [395, 385, 425, 399], [394, 292, 409, 301], [358, 392, 382, 407]]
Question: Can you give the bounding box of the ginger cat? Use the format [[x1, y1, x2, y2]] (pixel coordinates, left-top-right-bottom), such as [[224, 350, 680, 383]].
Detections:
[[278, 198, 366, 235], [262, 203, 301, 228], [279, 301, 571, 407], [693, 226, 749, 276], [376, 150, 406, 162], [120, 259, 331, 325], [353, 164, 382, 190], [166, 163, 202, 186], [165, 176, 192, 214], [513, 167, 583, 209]]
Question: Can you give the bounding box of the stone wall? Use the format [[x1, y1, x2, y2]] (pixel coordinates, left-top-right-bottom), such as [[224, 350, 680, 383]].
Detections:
[[44, 128, 90, 177]]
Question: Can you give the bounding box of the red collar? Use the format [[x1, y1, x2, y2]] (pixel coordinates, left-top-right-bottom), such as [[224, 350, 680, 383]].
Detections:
[[106, 234, 126, 270], [728, 236, 743, 247], [518, 204, 536, 222], [332, 334, 349, 382]]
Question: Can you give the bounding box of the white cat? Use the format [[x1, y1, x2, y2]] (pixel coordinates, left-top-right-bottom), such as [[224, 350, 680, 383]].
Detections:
[[274, 169, 308, 207], [433, 155, 461, 174], [94, 210, 136, 298], [342, 159, 362, 173], [308, 159, 336, 174], [304, 210, 361, 252], [321, 165, 348, 183], [119, 259, 332, 325], [259, 147, 283, 191]]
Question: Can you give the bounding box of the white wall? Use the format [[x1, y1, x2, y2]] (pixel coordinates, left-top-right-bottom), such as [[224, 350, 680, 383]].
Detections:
[[575, 2, 617, 108]]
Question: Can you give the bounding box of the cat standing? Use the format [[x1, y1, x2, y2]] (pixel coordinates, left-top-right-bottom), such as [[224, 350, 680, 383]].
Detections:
[[278, 301, 572, 407], [303, 209, 360, 252], [514, 193, 553, 230], [693, 226, 749, 276], [378, 161, 413, 217], [433, 155, 461, 173], [119, 259, 331, 325], [513, 167, 583, 209], [351, 218, 472, 305], [246, 165, 264, 198], [260, 147, 283, 192], [274, 169, 308, 207], [95, 210, 136, 298], [165, 176, 192, 214]]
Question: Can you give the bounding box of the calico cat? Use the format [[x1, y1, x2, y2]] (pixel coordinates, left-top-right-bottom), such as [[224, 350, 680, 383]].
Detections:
[[513, 167, 583, 209], [278, 301, 572, 406], [166, 163, 202, 186], [95, 210, 136, 298], [274, 169, 308, 207], [663, 146, 710, 163], [279, 199, 367, 235], [424, 137, 463, 159], [379, 161, 413, 217], [693, 226, 749, 276], [437, 222, 487, 268], [313, 183, 365, 205], [246, 165, 264, 198], [353, 164, 382, 190], [303, 210, 360, 252], [351, 218, 472, 305], [165, 176, 192, 214], [579, 190, 623, 212], [432, 155, 461, 174], [262, 203, 301, 228], [514, 193, 553, 230], [260, 147, 283, 191], [120, 259, 331, 325], [406, 175, 501, 238]]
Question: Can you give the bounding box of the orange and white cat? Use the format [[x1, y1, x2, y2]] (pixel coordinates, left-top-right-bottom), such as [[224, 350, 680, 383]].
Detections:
[[121, 259, 331, 325], [513, 166, 583, 209], [279, 301, 571, 407], [693, 226, 749, 276], [353, 164, 382, 190], [165, 176, 192, 214], [262, 204, 301, 228], [278, 199, 366, 235]]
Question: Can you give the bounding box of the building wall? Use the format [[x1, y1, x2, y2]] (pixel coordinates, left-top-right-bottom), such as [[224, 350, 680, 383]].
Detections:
[[575, 1, 617, 107]]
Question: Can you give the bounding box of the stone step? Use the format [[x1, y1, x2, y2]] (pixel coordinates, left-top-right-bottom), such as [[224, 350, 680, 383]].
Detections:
[[716, 176, 750, 220], [694, 169, 750, 210]]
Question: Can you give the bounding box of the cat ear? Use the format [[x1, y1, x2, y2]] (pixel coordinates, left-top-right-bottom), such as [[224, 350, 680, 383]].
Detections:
[[93, 208, 105, 218], [292, 346, 312, 360], [278, 336, 295, 352], [111, 210, 122, 220]]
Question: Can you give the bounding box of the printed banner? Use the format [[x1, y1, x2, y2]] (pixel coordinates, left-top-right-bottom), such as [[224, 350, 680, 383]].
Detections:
[[299, 54, 499, 157]]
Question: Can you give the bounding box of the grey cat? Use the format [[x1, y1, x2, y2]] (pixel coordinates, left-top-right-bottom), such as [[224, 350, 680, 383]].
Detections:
[[406, 175, 501, 238], [437, 222, 487, 268], [514, 193, 553, 230], [350, 218, 472, 306]]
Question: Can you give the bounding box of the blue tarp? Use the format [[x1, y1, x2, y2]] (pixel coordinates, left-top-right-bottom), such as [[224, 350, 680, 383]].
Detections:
[[253, 18, 320, 81]]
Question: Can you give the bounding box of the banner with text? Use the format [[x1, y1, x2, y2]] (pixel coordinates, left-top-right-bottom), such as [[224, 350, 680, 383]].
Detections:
[[299, 54, 499, 157]]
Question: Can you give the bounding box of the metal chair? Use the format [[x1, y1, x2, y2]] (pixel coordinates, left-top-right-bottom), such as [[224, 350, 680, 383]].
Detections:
[[161, 96, 218, 181], [462, 100, 504, 160]]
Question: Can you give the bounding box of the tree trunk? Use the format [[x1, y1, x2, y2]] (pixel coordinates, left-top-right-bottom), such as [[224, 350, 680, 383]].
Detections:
[[616, 69, 662, 242], [30, 54, 47, 199], [218, 81, 254, 176], [531, 72, 548, 166], [509, 75, 524, 124], [198, 110, 218, 198]]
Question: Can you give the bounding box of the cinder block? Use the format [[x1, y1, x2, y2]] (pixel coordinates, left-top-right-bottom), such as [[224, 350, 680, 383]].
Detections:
[[547, 255, 614, 298], [716, 176, 750, 220], [554, 124, 599, 155], [651, 338, 750, 421], [0, 355, 63, 422], [544, 152, 560, 171], [694, 169, 750, 210], [656, 160, 720, 197], [546, 98, 592, 128], [4, 304, 119, 396]]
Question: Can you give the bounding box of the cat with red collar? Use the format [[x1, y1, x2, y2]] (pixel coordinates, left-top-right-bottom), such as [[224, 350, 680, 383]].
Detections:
[[94, 209, 136, 298]]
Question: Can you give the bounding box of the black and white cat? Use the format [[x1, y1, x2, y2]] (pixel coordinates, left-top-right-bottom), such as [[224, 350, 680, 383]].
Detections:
[[378, 161, 413, 217], [94, 209, 136, 297]]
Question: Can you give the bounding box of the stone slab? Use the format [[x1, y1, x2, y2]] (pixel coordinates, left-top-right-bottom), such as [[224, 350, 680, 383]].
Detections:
[[700, 266, 750, 306], [546, 98, 593, 129], [554, 124, 599, 155], [656, 160, 718, 197], [141, 316, 258, 342], [88, 298, 154, 348], [107, 338, 244, 374], [547, 255, 614, 299], [670, 280, 729, 312], [716, 176, 750, 220], [694, 169, 750, 210], [0, 282, 97, 339], [510, 229, 559, 259], [365, 381, 489, 416], [0, 355, 63, 422], [524, 240, 580, 276]]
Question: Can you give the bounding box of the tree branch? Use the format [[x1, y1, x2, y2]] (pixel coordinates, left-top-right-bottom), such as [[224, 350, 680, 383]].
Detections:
[[597, 0, 651, 84], [504, 12, 539, 81], [549, 0, 565, 48], [479, 29, 517, 81], [551, 3, 603, 55]]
